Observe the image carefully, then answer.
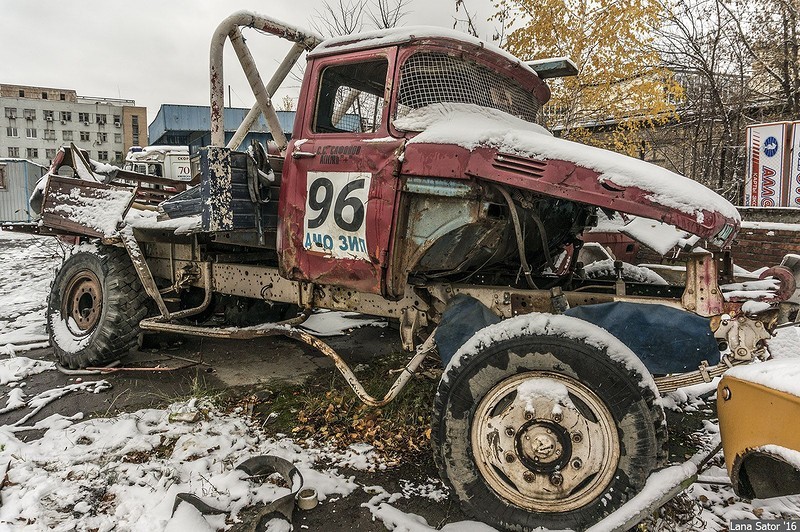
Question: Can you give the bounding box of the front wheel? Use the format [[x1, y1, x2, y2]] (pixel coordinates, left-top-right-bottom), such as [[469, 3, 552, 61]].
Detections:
[[47, 244, 151, 369], [432, 313, 666, 531]]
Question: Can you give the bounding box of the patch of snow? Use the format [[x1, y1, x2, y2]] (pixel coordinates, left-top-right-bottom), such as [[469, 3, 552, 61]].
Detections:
[[312, 26, 537, 80], [584, 259, 668, 285], [726, 358, 800, 397], [394, 103, 740, 221], [47, 186, 134, 237], [127, 209, 202, 234], [741, 301, 772, 314], [300, 310, 386, 337], [741, 221, 800, 232], [0, 237, 63, 349], [0, 356, 55, 385], [768, 326, 800, 359], [361, 485, 496, 531], [756, 445, 800, 470], [621, 217, 689, 255], [587, 460, 698, 532], [517, 378, 574, 416], [661, 378, 718, 412], [0, 402, 363, 531]]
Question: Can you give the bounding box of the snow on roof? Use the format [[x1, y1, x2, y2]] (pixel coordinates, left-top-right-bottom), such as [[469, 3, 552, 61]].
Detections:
[[0, 158, 49, 170], [311, 26, 540, 78], [394, 103, 740, 222]]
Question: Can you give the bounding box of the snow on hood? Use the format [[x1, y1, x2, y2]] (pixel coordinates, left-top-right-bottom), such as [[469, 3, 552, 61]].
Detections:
[[394, 103, 740, 222]]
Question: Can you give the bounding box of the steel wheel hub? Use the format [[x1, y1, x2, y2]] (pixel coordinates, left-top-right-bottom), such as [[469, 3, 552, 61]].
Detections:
[[471, 370, 620, 512], [63, 270, 103, 336]]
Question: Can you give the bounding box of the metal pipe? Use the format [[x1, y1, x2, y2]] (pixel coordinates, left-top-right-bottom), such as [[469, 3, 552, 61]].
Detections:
[[209, 11, 322, 147], [227, 42, 306, 151], [138, 314, 435, 407], [228, 27, 288, 152]]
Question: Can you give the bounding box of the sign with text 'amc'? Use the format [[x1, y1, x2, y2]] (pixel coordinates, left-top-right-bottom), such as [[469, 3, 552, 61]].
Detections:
[[744, 121, 800, 207]]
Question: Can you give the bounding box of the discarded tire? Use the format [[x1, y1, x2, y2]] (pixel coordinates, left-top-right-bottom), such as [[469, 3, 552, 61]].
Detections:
[[47, 244, 151, 369], [432, 314, 666, 531]]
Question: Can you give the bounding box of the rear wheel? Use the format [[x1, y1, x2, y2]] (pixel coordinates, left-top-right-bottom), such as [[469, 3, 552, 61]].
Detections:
[[47, 244, 151, 369], [432, 314, 666, 531]]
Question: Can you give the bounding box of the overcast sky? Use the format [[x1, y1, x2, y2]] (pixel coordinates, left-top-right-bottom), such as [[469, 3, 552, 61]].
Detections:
[[0, 0, 496, 129]]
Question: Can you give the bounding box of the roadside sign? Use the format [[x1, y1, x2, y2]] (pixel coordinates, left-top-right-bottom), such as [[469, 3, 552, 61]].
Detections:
[[744, 122, 791, 206], [789, 121, 800, 207]]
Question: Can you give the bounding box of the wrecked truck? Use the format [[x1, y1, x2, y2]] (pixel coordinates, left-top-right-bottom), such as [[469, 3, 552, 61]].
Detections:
[[6, 11, 800, 531]]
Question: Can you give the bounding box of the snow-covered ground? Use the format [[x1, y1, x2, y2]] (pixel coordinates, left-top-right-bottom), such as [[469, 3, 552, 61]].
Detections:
[[2, 231, 800, 531]]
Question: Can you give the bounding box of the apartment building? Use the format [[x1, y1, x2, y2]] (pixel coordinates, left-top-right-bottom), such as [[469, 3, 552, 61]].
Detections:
[[0, 84, 147, 167]]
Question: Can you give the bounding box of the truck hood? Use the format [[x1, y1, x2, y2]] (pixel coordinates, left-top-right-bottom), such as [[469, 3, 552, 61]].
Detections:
[[395, 103, 740, 246]]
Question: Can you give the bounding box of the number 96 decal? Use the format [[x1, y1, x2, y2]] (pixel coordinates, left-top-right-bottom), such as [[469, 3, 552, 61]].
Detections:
[[303, 171, 371, 260]]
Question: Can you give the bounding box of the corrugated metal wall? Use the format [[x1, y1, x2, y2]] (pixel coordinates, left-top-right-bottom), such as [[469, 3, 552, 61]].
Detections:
[[0, 160, 46, 222]]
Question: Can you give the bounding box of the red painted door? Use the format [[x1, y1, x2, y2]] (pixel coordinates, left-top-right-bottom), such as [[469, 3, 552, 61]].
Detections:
[[278, 47, 403, 295]]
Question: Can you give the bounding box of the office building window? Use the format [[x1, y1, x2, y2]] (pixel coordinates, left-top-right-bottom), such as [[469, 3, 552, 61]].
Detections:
[[113, 114, 121, 125], [44, 110, 54, 120], [23, 109, 36, 120], [7, 147, 19, 158], [43, 129, 56, 140], [6, 126, 18, 137], [80, 131, 90, 141], [18, 89, 24, 97], [60, 111, 72, 122], [97, 132, 107, 143], [114, 133, 122, 143], [26, 128, 37, 138], [27, 148, 38, 159], [78, 112, 90, 123], [41, 92, 48, 99], [114, 151, 123, 161], [63, 130, 73, 141], [60, 93, 66, 101], [97, 150, 108, 160], [4, 108, 16, 119], [96, 114, 106, 125]]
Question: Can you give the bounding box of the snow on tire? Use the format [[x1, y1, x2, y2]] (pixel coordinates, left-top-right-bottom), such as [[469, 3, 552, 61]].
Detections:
[[432, 313, 667, 532], [47, 243, 151, 369]]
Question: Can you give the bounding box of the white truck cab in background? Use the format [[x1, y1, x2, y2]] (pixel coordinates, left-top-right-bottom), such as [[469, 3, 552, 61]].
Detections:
[[123, 146, 192, 182]]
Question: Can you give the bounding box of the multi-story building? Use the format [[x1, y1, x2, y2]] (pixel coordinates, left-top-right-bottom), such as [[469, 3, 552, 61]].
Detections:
[[0, 84, 147, 167]]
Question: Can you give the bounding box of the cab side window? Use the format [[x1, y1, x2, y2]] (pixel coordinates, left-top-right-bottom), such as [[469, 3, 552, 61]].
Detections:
[[314, 59, 388, 134]]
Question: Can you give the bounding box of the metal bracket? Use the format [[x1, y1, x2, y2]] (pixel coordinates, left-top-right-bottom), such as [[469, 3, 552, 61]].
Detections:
[[682, 252, 724, 316], [400, 306, 429, 351], [715, 314, 771, 361]]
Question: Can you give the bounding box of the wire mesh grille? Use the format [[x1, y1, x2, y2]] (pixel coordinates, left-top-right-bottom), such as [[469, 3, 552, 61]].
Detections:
[[397, 52, 541, 122]]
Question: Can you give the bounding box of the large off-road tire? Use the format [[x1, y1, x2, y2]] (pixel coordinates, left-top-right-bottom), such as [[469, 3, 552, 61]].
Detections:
[[432, 313, 667, 532], [47, 244, 150, 369]]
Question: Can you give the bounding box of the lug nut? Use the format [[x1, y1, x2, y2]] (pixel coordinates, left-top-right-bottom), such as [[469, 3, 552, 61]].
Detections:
[[524, 412, 533, 420], [523, 471, 534, 483], [572, 458, 582, 469], [571, 432, 583, 443], [550, 472, 563, 486], [505, 427, 515, 437], [505, 453, 516, 463], [552, 413, 562, 422]]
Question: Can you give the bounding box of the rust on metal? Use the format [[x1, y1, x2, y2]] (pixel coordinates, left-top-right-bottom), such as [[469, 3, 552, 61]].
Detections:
[[681, 252, 724, 316], [40, 176, 136, 239]]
